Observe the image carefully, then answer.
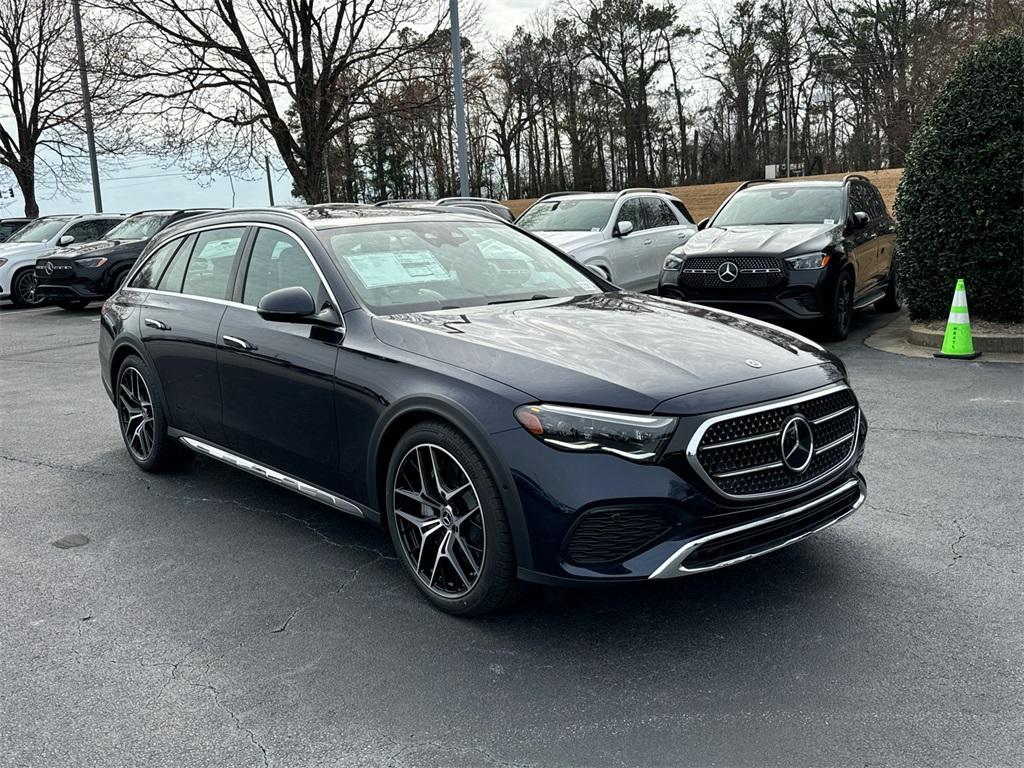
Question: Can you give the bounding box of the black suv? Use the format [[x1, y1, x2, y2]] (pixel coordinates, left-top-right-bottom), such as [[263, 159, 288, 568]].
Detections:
[[658, 175, 900, 339], [36, 209, 217, 309]]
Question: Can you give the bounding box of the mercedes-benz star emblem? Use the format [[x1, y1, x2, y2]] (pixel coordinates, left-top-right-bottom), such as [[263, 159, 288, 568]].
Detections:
[[779, 415, 814, 473], [44, 261, 54, 275], [717, 261, 738, 283]]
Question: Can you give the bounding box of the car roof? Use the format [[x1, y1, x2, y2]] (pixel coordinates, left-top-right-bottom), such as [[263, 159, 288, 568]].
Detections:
[[157, 205, 496, 233], [737, 180, 844, 191]]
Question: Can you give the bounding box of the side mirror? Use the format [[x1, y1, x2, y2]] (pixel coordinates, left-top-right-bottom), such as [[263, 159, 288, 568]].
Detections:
[[697, 218, 710, 231], [257, 286, 316, 322], [851, 211, 870, 228], [58, 235, 75, 246], [614, 220, 634, 237]]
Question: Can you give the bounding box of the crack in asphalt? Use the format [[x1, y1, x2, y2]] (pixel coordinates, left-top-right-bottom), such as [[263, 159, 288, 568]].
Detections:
[[189, 679, 270, 768], [0, 453, 120, 477], [872, 425, 1024, 441], [0, 339, 97, 359], [948, 518, 967, 567]]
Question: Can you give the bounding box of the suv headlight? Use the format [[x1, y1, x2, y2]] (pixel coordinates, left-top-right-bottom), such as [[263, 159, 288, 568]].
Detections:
[[785, 252, 830, 270], [514, 404, 677, 462], [75, 256, 108, 268]]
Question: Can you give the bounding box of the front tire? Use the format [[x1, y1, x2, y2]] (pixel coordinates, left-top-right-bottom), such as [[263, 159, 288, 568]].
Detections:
[[10, 268, 45, 307], [385, 421, 520, 616], [116, 355, 192, 472], [822, 271, 854, 341]]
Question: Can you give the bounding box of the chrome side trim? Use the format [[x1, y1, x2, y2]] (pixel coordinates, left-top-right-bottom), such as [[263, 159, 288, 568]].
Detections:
[[649, 477, 864, 579], [179, 437, 364, 517], [685, 383, 860, 501]]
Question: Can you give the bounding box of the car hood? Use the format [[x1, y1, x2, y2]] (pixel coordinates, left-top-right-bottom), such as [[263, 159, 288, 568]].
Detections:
[[683, 222, 841, 257], [44, 238, 145, 260], [0, 242, 48, 261], [530, 230, 605, 253], [371, 292, 840, 414]]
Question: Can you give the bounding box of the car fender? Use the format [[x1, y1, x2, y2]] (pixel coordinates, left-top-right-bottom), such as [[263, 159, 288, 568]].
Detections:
[[368, 393, 534, 570]]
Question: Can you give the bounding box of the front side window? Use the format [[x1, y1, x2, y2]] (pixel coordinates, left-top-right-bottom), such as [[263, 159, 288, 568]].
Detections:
[[180, 227, 245, 299], [618, 199, 646, 231], [714, 187, 845, 227], [319, 221, 601, 315], [104, 213, 171, 242], [517, 199, 614, 232], [6, 217, 71, 243], [243, 228, 324, 306]]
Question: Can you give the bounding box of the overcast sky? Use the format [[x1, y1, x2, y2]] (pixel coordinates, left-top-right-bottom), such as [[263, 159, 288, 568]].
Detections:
[[0, 0, 662, 217]]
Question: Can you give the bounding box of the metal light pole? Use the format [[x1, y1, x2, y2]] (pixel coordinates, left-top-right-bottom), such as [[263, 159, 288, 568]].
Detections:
[[450, 0, 469, 197], [785, 88, 791, 177], [71, 0, 103, 212], [264, 155, 275, 205]]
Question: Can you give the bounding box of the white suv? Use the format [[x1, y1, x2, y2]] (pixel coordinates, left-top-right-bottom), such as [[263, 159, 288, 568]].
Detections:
[[0, 213, 124, 307], [516, 189, 697, 291]]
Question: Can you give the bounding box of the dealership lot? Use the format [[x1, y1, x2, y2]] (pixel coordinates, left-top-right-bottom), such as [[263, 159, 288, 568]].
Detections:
[[1, 304, 1021, 766]]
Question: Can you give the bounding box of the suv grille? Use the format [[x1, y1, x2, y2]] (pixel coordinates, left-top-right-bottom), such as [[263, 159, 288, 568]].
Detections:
[[35, 258, 76, 283], [564, 507, 673, 565], [690, 387, 859, 499], [680, 256, 784, 289]]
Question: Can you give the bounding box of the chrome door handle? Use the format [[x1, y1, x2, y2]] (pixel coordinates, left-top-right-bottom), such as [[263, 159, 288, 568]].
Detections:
[[643, 239, 653, 246], [144, 318, 170, 331], [222, 335, 256, 352]]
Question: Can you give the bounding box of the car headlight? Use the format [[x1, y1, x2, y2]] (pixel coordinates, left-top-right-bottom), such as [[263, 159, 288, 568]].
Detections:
[[75, 256, 108, 268], [785, 252, 830, 270], [663, 250, 684, 271], [514, 404, 677, 462]]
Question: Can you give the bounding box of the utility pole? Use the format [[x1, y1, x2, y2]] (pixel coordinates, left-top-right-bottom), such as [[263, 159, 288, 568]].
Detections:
[[785, 88, 791, 178], [71, 0, 102, 212], [264, 155, 275, 205], [450, 0, 470, 197]]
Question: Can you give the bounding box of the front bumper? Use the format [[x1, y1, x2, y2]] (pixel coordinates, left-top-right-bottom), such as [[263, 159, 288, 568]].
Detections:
[[35, 281, 106, 301], [659, 265, 833, 320]]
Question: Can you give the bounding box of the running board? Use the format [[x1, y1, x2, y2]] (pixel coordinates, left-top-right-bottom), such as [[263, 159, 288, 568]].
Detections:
[[853, 289, 886, 309], [179, 436, 365, 518]]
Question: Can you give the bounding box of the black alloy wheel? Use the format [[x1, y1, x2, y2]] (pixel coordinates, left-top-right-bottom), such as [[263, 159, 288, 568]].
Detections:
[[824, 271, 854, 341], [386, 421, 520, 616], [11, 269, 45, 307], [115, 355, 192, 471]]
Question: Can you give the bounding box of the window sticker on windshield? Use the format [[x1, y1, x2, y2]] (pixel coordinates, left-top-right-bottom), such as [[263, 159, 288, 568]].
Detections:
[[345, 251, 449, 288], [824, 219, 835, 224]]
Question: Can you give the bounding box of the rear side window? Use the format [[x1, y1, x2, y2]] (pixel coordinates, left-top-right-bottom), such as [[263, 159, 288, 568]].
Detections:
[[242, 228, 324, 306], [643, 198, 678, 228], [180, 227, 245, 300], [157, 234, 197, 292], [868, 186, 888, 219], [129, 239, 182, 289], [670, 199, 694, 224]]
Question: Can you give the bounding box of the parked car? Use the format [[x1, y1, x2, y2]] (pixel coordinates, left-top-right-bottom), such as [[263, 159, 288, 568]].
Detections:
[[0, 213, 124, 307], [658, 175, 900, 340], [375, 197, 514, 222], [516, 189, 697, 291], [35, 208, 219, 309], [99, 206, 867, 616], [0, 217, 34, 243]]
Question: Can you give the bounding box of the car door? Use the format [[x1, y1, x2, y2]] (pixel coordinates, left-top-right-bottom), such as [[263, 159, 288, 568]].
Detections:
[[217, 225, 341, 491], [604, 197, 647, 289], [637, 197, 693, 291], [868, 185, 896, 286], [138, 226, 247, 443], [845, 182, 879, 299]]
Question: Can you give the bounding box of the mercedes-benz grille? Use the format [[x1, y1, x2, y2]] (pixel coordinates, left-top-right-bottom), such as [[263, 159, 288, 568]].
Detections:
[[688, 386, 860, 499]]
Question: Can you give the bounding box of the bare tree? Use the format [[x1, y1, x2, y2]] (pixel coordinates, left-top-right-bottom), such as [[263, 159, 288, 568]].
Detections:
[[0, 0, 130, 215], [106, 0, 446, 203]]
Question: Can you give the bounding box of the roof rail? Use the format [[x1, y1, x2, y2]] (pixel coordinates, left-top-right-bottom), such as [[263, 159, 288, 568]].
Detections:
[[842, 173, 870, 184], [617, 187, 676, 197], [735, 179, 778, 192], [173, 206, 307, 224], [530, 191, 591, 205]]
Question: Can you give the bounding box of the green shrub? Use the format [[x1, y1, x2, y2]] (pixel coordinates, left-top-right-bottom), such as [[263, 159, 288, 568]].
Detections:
[[895, 34, 1024, 322]]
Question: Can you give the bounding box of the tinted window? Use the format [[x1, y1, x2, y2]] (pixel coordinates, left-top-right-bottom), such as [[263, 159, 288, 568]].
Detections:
[[65, 219, 120, 243], [670, 200, 693, 223], [517, 199, 614, 232], [868, 186, 888, 219], [243, 229, 324, 306], [643, 198, 678, 228], [157, 234, 197, 292], [0, 222, 26, 240], [849, 183, 873, 217], [319, 221, 600, 315], [618, 199, 646, 231], [180, 228, 244, 299], [129, 239, 183, 289]]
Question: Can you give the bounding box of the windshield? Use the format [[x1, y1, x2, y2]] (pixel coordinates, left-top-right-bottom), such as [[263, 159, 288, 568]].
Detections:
[[319, 221, 602, 315], [517, 199, 614, 232], [713, 187, 844, 226], [6, 218, 70, 243], [104, 213, 170, 241]]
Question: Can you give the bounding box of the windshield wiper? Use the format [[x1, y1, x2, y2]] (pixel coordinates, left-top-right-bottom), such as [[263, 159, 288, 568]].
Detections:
[[488, 294, 554, 305]]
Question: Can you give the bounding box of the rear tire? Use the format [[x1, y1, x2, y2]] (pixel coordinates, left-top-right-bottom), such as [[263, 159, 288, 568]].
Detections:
[[115, 355, 193, 472], [822, 271, 854, 341], [874, 268, 903, 313], [10, 268, 45, 308], [385, 420, 521, 616]]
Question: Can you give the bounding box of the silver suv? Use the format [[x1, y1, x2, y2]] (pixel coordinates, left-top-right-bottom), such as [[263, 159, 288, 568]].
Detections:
[[516, 189, 696, 291]]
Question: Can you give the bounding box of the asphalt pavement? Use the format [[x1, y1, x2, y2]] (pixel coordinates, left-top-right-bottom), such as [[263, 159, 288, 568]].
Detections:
[[1, 302, 1021, 767]]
